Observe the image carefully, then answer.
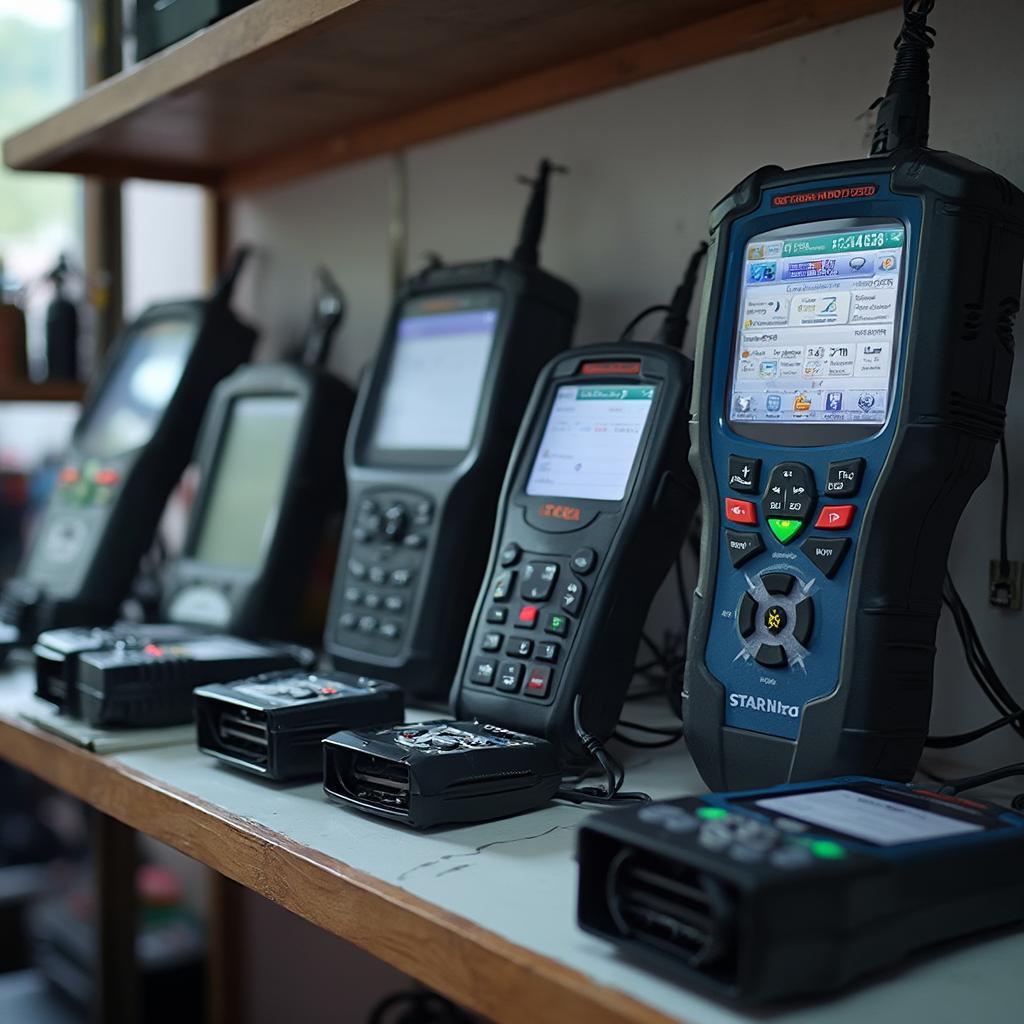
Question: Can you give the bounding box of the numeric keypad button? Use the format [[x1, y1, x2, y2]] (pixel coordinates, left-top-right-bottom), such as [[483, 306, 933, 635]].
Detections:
[[492, 571, 515, 601], [558, 579, 585, 615], [727, 455, 761, 493], [726, 530, 765, 568], [469, 658, 497, 686], [497, 661, 524, 693], [825, 458, 864, 497], [800, 536, 850, 578], [521, 561, 559, 601], [536, 642, 560, 663]]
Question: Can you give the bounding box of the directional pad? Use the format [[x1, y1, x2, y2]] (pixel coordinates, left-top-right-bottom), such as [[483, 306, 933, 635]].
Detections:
[[734, 571, 815, 667]]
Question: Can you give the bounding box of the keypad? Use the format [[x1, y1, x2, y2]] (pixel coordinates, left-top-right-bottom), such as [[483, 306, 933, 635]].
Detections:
[[466, 547, 599, 701], [722, 458, 860, 642], [335, 489, 435, 649]]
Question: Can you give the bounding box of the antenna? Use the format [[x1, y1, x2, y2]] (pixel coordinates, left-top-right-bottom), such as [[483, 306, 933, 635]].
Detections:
[[512, 158, 568, 268], [302, 266, 347, 368], [211, 246, 252, 306]]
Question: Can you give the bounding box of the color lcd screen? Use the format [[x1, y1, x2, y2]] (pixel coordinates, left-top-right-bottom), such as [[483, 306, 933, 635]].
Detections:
[[525, 384, 655, 502], [728, 219, 907, 427], [192, 395, 301, 570], [79, 317, 195, 457], [371, 292, 500, 453]]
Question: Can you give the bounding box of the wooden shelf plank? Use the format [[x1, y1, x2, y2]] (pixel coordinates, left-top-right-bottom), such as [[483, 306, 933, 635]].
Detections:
[[0, 381, 85, 403], [1, 668, 1022, 1023], [3, 0, 898, 194], [0, 672, 679, 1024]]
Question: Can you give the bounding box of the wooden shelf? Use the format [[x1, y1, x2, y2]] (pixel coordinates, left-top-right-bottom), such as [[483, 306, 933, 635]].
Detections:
[[1, 668, 1022, 1024], [0, 381, 85, 403], [3, 0, 897, 195]]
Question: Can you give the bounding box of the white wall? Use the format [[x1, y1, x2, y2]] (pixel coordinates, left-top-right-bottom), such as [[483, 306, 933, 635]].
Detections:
[[229, 0, 1024, 778]]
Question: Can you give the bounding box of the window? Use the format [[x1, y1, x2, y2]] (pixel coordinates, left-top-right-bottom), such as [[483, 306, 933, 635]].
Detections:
[[0, 0, 82, 372]]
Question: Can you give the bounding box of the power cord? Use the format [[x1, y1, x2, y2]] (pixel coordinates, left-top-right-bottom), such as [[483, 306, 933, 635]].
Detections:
[[557, 695, 651, 806], [870, 0, 935, 156], [932, 572, 1024, 745], [618, 304, 670, 342], [925, 763, 1024, 813]]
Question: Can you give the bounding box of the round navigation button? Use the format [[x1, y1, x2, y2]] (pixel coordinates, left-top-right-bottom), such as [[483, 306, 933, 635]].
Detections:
[[571, 548, 597, 575]]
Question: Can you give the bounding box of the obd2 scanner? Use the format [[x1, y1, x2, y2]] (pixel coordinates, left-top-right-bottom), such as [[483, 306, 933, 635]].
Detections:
[[324, 160, 578, 699], [0, 251, 256, 659], [683, 1, 1024, 788], [34, 268, 354, 726]]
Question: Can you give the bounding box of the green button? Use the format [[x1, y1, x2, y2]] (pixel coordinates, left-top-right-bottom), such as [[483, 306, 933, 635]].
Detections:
[[768, 518, 804, 544], [809, 839, 846, 860], [545, 613, 568, 636], [696, 806, 728, 820]]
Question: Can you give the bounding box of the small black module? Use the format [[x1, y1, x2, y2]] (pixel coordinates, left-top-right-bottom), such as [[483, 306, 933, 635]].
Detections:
[[75, 635, 312, 728], [322, 720, 562, 829], [195, 671, 404, 780]]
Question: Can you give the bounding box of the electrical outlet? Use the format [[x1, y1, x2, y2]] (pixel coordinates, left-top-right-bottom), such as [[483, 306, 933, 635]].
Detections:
[[989, 560, 1024, 610]]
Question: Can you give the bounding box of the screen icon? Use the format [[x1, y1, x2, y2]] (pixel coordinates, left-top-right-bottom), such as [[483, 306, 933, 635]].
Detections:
[[857, 393, 876, 412], [765, 394, 782, 413], [825, 392, 843, 412], [759, 360, 778, 378], [734, 395, 753, 414], [793, 393, 812, 413], [748, 262, 777, 283]]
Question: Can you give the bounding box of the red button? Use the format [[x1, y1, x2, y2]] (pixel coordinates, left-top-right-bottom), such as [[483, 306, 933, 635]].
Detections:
[[320, 687, 337, 695], [724, 498, 757, 525], [143, 643, 164, 657], [517, 605, 538, 626], [59, 466, 80, 485], [814, 505, 855, 530], [524, 665, 551, 698], [94, 468, 120, 487]]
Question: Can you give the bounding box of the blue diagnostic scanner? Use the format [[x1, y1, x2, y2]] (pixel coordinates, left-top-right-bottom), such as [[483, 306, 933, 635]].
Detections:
[[683, 3, 1024, 789]]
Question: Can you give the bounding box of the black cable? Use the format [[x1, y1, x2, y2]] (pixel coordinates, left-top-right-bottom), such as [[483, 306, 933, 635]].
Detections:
[[935, 762, 1024, 796], [870, 0, 935, 156], [939, 572, 1024, 741], [926, 708, 1024, 749], [658, 240, 709, 351], [618, 304, 670, 342], [557, 695, 651, 806]]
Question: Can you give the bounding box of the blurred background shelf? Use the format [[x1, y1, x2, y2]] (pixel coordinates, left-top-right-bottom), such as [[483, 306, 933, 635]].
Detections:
[[0, 382, 85, 404], [2, 0, 897, 195]]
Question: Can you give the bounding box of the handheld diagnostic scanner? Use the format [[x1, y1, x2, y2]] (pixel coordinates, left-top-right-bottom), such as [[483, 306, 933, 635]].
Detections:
[[683, 1, 1024, 789], [451, 344, 697, 762], [324, 160, 579, 698], [161, 267, 355, 641], [0, 251, 256, 655], [452, 241, 709, 763], [577, 776, 1024, 1004]]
